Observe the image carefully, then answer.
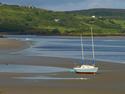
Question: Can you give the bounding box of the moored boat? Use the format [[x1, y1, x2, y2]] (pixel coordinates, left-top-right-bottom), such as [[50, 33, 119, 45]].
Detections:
[[74, 22, 98, 74]]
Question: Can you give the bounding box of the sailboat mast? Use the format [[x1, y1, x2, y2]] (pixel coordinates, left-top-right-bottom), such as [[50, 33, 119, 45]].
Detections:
[[81, 34, 84, 64], [91, 27, 95, 66]]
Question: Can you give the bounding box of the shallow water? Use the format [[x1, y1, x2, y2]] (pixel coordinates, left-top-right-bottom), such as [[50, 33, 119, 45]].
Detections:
[[7, 35, 125, 64], [1, 36, 124, 80], [14, 76, 89, 80], [0, 64, 69, 73]]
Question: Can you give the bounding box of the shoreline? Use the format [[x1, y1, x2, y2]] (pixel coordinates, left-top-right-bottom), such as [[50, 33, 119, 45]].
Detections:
[[5, 34, 125, 38], [2, 32, 125, 37]]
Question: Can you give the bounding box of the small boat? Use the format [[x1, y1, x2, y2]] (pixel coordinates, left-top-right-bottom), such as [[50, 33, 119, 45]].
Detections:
[[74, 27, 98, 74], [74, 65, 98, 74]]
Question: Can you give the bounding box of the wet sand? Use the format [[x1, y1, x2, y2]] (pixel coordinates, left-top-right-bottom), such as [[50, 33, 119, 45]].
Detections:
[[0, 39, 125, 94], [0, 38, 30, 53], [0, 56, 124, 94]]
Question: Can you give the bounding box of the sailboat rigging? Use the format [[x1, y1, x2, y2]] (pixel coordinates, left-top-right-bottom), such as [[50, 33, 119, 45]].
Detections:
[[80, 34, 84, 65], [73, 26, 98, 74]]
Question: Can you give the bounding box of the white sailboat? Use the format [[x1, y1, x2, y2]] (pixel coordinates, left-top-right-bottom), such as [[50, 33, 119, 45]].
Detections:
[[73, 27, 98, 74]]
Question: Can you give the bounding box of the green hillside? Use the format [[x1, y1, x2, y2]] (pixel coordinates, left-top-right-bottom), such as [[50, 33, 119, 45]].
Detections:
[[0, 4, 125, 35], [68, 8, 125, 18]]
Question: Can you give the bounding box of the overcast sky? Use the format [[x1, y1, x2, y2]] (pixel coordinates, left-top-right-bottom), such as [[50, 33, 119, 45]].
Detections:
[[0, 0, 125, 11]]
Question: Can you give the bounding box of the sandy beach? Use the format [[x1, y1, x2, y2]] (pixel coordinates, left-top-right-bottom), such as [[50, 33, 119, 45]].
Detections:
[[0, 39, 125, 94]]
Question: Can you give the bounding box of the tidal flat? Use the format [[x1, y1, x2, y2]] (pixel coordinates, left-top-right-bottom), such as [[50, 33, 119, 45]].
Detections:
[[0, 37, 124, 94]]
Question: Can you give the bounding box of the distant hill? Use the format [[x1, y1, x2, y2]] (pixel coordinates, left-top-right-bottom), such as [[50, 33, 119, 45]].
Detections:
[[68, 8, 125, 18], [0, 4, 125, 36]]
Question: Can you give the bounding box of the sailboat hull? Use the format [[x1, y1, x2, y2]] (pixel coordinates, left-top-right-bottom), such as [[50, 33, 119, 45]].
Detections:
[[75, 72, 96, 74], [73, 65, 98, 74]]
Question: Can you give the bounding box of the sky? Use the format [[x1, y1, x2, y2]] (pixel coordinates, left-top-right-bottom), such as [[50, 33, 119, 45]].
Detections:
[[0, 0, 125, 11]]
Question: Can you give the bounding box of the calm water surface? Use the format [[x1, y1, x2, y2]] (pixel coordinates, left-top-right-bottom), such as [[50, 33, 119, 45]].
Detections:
[[1, 35, 124, 80], [7, 35, 125, 64], [0, 64, 69, 73]]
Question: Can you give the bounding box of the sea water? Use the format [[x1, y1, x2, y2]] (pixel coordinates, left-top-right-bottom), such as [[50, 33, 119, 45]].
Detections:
[[0, 64, 69, 73], [1, 35, 124, 80], [7, 35, 125, 64]]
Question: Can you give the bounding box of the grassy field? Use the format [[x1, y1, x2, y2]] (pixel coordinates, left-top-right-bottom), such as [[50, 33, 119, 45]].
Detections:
[[0, 4, 125, 35]]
